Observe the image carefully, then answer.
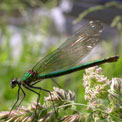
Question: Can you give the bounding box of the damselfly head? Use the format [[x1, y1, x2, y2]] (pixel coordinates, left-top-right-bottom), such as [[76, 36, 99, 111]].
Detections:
[[10, 78, 19, 88]]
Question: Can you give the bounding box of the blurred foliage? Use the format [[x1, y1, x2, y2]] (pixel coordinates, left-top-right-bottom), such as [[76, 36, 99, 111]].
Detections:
[[0, 1, 122, 119], [73, 1, 122, 24], [0, 0, 61, 11]]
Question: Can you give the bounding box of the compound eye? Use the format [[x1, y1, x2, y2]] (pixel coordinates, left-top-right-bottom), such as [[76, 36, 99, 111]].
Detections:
[[12, 78, 17, 82], [10, 78, 18, 88]]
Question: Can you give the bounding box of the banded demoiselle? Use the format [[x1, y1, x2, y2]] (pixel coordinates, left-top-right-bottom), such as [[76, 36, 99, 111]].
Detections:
[[10, 21, 119, 111]]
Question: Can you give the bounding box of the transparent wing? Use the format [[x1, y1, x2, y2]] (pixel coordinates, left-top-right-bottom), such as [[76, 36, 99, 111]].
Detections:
[[32, 21, 103, 75]]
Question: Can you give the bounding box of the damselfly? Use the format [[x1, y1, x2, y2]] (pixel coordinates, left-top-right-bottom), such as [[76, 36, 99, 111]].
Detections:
[[10, 21, 119, 112]]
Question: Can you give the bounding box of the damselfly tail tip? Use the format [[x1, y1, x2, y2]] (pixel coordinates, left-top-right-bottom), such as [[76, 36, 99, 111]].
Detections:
[[107, 56, 119, 62]]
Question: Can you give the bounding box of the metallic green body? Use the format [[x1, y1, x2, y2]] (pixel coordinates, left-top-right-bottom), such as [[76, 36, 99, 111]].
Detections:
[[20, 72, 32, 81], [20, 56, 119, 82]]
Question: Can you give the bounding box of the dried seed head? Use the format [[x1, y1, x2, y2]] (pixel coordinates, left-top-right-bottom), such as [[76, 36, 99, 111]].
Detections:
[[44, 87, 75, 110]]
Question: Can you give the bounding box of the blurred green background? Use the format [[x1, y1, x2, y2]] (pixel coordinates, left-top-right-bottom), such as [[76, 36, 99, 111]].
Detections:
[[0, 0, 122, 112]]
